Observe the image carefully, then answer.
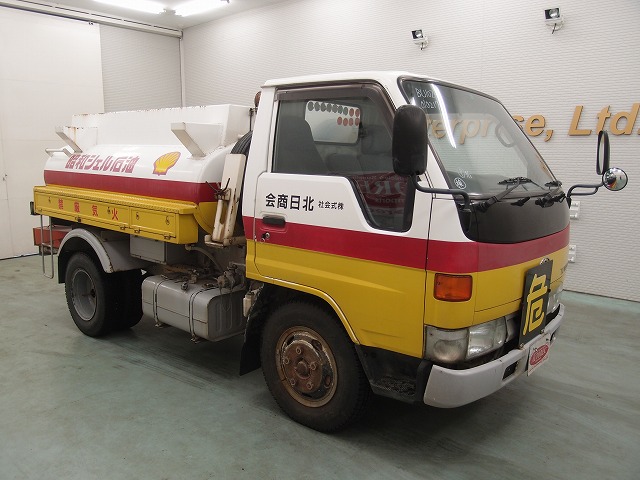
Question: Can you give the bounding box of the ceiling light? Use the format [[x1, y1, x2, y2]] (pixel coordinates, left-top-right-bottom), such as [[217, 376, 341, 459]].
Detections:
[[175, 0, 229, 17], [92, 0, 165, 14]]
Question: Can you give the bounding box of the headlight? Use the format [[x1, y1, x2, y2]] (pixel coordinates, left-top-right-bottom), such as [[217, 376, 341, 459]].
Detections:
[[467, 318, 506, 359], [425, 328, 467, 363], [425, 317, 507, 364]]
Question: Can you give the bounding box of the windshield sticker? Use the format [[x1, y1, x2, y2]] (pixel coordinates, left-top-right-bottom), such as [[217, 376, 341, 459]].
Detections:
[[412, 87, 441, 112], [453, 178, 467, 189]]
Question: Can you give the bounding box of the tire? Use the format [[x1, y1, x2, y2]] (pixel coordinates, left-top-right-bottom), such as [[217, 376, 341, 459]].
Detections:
[[231, 130, 252, 155], [260, 302, 371, 432], [64, 253, 117, 337]]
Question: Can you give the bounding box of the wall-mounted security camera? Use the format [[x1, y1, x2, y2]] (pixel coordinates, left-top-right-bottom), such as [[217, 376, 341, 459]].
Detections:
[[544, 8, 564, 33], [412, 29, 429, 50]]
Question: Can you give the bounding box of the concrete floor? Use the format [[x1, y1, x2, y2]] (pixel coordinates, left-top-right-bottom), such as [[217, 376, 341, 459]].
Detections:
[[0, 255, 639, 480]]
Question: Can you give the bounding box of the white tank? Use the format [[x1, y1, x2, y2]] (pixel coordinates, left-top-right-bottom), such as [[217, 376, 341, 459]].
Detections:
[[42, 105, 252, 237]]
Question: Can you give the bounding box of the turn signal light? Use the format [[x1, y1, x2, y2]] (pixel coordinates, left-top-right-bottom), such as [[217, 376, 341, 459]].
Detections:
[[434, 274, 472, 302]]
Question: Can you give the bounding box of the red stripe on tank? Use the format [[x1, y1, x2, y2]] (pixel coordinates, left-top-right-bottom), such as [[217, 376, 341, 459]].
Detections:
[[44, 170, 219, 204]]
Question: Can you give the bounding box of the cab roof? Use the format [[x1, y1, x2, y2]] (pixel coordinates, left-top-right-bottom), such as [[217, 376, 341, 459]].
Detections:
[[263, 71, 436, 89]]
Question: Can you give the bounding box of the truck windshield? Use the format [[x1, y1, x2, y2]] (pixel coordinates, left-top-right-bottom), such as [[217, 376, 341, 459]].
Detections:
[[400, 79, 558, 197]]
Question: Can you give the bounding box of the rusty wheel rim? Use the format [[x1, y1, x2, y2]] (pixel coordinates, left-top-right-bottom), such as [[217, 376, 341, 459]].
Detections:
[[276, 327, 337, 407]]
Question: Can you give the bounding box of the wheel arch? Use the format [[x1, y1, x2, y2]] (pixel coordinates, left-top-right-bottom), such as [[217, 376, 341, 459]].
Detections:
[[239, 281, 359, 375], [57, 228, 150, 283]]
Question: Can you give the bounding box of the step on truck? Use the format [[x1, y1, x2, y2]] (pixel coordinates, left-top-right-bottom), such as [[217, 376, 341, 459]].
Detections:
[[31, 72, 628, 432]]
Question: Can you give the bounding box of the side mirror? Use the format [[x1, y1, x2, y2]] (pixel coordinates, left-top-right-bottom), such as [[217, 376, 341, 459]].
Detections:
[[602, 167, 628, 191], [596, 130, 610, 175], [566, 130, 629, 203], [392, 105, 427, 176]]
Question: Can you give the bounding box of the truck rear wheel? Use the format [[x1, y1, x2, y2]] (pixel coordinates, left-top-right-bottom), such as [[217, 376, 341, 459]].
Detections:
[[64, 253, 117, 337], [260, 302, 370, 432]]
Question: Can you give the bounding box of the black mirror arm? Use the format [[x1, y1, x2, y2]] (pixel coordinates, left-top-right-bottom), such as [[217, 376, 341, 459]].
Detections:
[[566, 180, 605, 205], [411, 175, 471, 212]]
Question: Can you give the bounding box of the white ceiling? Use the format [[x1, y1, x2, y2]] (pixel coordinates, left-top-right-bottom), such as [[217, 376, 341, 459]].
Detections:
[[10, 0, 289, 30]]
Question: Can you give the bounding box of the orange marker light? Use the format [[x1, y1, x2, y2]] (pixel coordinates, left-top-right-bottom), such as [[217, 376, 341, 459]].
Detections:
[[434, 274, 473, 302]]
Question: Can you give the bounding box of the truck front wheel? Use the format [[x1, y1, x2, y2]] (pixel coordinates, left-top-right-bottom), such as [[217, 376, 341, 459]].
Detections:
[[64, 253, 117, 337], [260, 302, 370, 432]]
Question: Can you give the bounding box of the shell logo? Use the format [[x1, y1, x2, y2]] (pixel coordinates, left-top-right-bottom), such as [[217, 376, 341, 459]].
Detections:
[[153, 152, 180, 175]]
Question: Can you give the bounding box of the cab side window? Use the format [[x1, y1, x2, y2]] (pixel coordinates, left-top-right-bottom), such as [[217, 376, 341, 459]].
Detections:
[[272, 88, 413, 231], [272, 100, 329, 175]]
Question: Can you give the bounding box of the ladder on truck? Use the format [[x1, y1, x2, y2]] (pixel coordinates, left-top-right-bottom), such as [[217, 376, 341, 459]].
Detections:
[[38, 216, 55, 279]]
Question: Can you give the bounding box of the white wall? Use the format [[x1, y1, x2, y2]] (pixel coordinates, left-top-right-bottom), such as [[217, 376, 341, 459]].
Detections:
[[0, 8, 104, 259], [183, 0, 640, 302], [100, 25, 182, 112]]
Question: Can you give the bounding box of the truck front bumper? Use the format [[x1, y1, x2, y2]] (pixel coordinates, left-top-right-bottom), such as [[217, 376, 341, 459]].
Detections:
[[423, 304, 565, 408]]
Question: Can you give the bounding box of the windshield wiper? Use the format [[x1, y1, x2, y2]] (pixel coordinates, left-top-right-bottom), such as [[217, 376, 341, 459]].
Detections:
[[499, 176, 549, 190], [476, 177, 563, 212], [476, 177, 530, 212], [511, 196, 530, 206], [536, 188, 566, 207], [498, 176, 533, 185], [536, 180, 565, 207]]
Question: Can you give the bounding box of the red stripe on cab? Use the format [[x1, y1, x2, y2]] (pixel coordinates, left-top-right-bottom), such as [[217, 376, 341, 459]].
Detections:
[[248, 217, 569, 274], [253, 217, 428, 270], [426, 227, 569, 273]]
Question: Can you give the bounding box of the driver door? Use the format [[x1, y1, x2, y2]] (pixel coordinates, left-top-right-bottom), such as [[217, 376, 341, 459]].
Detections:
[[251, 84, 430, 358]]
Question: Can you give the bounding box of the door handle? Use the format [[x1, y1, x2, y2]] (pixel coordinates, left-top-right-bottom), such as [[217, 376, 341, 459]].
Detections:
[[262, 215, 286, 227]]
